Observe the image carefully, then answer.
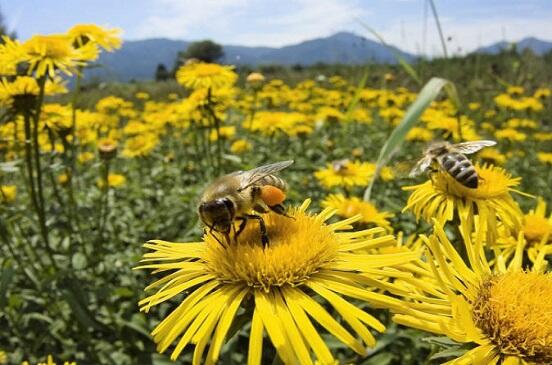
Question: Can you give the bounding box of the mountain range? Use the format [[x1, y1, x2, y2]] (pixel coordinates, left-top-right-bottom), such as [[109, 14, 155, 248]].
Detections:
[[87, 32, 552, 82]]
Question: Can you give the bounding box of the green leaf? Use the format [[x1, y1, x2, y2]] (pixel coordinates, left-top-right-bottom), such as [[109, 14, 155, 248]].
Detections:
[[429, 346, 471, 360], [344, 71, 369, 122], [0, 266, 14, 308], [363, 77, 458, 201], [422, 336, 462, 347], [71, 253, 88, 270]]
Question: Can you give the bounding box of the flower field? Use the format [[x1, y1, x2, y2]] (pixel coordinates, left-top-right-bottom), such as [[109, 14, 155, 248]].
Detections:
[[0, 24, 551, 365]]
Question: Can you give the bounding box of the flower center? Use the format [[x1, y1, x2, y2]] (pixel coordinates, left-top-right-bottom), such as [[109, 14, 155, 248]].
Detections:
[[203, 209, 339, 291], [472, 272, 552, 363], [27, 36, 72, 58], [523, 215, 552, 243], [433, 164, 517, 199]]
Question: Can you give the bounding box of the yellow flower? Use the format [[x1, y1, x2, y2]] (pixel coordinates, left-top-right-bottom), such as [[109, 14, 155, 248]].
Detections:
[[0, 349, 5, 364], [314, 160, 373, 189], [468, 102, 480, 110], [57, 173, 70, 185], [0, 76, 67, 108], [403, 164, 524, 238], [43, 103, 72, 133], [391, 221, 551, 365], [405, 127, 433, 142], [507, 86, 525, 95], [230, 139, 252, 154], [495, 128, 526, 142], [209, 126, 235, 141], [67, 24, 122, 51], [478, 148, 506, 165], [321, 194, 394, 231], [135, 92, 150, 100], [176, 63, 237, 90], [0, 185, 16, 203], [534, 87, 551, 99], [137, 200, 416, 364], [0, 36, 28, 75], [122, 133, 158, 158], [523, 198, 552, 245], [537, 152, 552, 164], [78, 151, 95, 164], [97, 173, 126, 188], [25, 354, 77, 365], [246, 72, 265, 87], [534, 132, 552, 141], [23, 34, 98, 77]]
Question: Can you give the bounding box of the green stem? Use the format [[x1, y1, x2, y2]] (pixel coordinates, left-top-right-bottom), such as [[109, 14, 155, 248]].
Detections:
[[97, 160, 110, 243]]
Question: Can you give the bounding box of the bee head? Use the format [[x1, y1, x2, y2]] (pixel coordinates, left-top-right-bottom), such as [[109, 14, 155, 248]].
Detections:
[[198, 198, 235, 233], [425, 140, 449, 156]]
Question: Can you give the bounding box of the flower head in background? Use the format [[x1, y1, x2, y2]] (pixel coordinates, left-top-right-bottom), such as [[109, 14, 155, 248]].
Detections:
[[176, 63, 237, 90], [403, 164, 525, 239], [138, 200, 416, 364], [68, 24, 122, 51], [391, 221, 552, 365], [322, 194, 394, 231]]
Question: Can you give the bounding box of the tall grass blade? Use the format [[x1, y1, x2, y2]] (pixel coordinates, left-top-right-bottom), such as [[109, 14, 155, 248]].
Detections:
[[363, 77, 459, 201], [428, 0, 448, 58], [356, 19, 422, 85], [344, 70, 369, 122]]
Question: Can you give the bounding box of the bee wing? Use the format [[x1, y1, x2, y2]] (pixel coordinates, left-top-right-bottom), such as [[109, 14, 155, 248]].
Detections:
[[238, 160, 294, 191], [451, 140, 496, 155], [409, 156, 433, 177]]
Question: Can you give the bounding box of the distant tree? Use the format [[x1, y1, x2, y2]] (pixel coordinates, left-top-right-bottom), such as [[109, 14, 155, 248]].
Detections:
[[155, 63, 170, 81], [174, 40, 224, 70], [0, 5, 16, 42]]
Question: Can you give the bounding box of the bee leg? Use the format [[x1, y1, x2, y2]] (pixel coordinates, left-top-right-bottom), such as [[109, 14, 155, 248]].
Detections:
[[234, 216, 249, 243], [269, 204, 295, 220], [427, 166, 438, 185], [244, 214, 269, 247], [208, 226, 227, 248]]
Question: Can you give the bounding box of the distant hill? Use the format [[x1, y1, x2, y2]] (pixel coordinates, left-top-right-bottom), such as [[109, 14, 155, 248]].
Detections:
[[474, 37, 552, 55], [87, 32, 416, 82]]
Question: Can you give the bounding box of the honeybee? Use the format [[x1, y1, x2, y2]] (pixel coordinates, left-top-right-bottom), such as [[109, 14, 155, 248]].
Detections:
[[410, 140, 497, 188], [331, 159, 350, 173], [198, 160, 294, 246]]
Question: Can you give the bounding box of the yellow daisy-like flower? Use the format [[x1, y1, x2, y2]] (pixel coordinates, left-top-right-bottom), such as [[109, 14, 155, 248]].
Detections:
[[495, 128, 527, 142], [97, 173, 126, 188], [67, 24, 122, 51], [0, 36, 28, 75], [495, 198, 552, 263], [478, 148, 506, 165], [230, 139, 252, 154], [314, 160, 373, 189], [176, 63, 237, 90], [0, 76, 67, 108], [537, 152, 552, 164], [403, 164, 524, 237], [321, 194, 394, 231], [137, 200, 416, 365], [0, 185, 17, 203], [405, 127, 434, 142], [23, 354, 76, 365], [23, 34, 98, 77], [391, 221, 551, 365], [122, 133, 158, 158]]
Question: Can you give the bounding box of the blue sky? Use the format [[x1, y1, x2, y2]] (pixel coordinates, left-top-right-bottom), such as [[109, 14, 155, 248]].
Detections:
[[3, 0, 552, 55]]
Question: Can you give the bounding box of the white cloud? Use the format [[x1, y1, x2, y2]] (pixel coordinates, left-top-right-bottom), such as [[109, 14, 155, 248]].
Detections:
[[378, 16, 552, 56], [133, 0, 369, 46], [131, 0, 552, 54]]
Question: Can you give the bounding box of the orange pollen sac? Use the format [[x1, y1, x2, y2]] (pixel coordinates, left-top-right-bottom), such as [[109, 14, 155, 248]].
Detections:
[[260, 185, 286, 206]]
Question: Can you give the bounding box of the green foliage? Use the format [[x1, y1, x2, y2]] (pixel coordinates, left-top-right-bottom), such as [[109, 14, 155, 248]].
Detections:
[[176, 39, 224, 68]]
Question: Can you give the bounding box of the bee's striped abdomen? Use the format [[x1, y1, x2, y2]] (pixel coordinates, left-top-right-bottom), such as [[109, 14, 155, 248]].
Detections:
[[440, 153, 478, 188]]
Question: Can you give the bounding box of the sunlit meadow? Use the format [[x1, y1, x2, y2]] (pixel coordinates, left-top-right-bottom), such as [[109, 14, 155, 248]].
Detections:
[[0, 19, 551, 365]]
